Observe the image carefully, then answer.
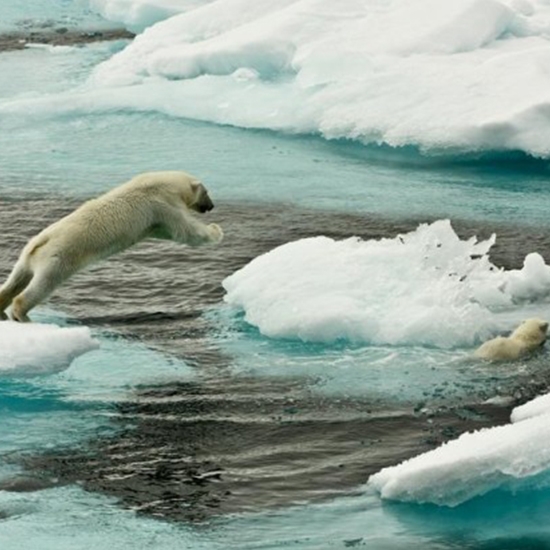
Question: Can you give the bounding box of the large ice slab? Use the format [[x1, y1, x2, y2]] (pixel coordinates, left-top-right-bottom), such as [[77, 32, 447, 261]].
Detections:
[[368, 411, 550, 506], [81, 0, 550, 157], [223, 220, 550, 347], [0, 321, 99, 377]]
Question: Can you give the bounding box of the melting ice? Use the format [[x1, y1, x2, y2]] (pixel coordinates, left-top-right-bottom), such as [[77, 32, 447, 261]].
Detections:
[[223, 220, 550, 347]]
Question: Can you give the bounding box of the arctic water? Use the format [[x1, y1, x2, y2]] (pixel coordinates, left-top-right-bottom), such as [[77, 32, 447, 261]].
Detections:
[[2, 1, 550, 549]]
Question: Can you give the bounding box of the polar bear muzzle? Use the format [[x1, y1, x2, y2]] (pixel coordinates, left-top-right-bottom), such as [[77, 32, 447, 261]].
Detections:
[[192, 183, 215, 213]]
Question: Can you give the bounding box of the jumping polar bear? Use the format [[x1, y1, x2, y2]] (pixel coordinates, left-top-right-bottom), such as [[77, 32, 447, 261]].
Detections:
[[475, 318, 548, 361], [0, 171, 223, 322]]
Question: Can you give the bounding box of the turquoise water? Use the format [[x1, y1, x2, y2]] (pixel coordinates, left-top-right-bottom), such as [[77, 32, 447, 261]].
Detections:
[[2, 3, 550, 549], [0, 0, 118, 32], [2, 100, 550, 224]]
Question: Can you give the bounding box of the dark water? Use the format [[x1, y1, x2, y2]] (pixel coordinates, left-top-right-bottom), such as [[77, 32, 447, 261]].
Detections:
[[0, 28, 133, 51], [2, 195, 550, 522]]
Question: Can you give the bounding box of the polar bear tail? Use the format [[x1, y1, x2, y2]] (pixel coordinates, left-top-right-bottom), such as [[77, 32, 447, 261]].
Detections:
[[0, 263, 33, 320]]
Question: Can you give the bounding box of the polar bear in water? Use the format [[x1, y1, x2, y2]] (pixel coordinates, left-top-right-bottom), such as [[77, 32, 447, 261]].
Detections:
[[475, 318, 548, 361], [0, 171, 223, 322]]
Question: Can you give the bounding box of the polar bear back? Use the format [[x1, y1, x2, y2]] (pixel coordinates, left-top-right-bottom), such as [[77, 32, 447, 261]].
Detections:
[[475, 318, 548, 361], [23, 171, 207, 271]]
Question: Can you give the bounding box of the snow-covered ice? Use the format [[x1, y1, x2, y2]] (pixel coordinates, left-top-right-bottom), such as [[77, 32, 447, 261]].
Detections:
[[77, 0, 550, 157], [90, 0, 213, 32], [368, 409, 550, 506], [0, 321, 99, 376], [368, 390, 550, 506], [5, 0, 550, 155], [223, 220, 550, 347], [511, 391, 550, 422]]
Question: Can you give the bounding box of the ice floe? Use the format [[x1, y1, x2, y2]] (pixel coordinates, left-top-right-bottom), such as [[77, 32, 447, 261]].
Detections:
[[369, 389, 550, 506], [80, 0, 550, 157], [223, 220, 550, 347], [0, 321, 99, 377], [368, 409, 550, 506]]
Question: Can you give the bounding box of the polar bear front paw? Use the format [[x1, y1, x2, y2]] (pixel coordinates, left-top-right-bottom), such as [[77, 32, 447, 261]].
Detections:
[[208, 223, 224, 244]]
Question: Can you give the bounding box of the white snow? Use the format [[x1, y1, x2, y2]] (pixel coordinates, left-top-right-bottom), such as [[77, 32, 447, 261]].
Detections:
[[368, 411, 550, 506], [0, 321, 99, 377], [511, 391, 550, 422], [71, 0, 550, 157], [3, 0, 550, 155], [223, 220, 550, 347]]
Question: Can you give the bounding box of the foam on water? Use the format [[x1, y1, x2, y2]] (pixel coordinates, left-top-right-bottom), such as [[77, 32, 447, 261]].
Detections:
[[50, 0, 550, 157], [223, 219, 550, 347]]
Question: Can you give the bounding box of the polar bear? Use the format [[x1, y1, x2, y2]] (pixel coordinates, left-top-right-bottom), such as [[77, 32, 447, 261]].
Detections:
[[475, 318, 548, 361], [0, 171, 223, 322]]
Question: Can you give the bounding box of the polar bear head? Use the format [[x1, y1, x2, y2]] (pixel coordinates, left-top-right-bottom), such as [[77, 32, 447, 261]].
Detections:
[[135, 171, 216, 214], [187, 180, 215, 213], [510, 318, 548, 346]]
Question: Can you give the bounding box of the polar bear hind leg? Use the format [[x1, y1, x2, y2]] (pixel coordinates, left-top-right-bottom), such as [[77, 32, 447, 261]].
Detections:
[[0, 263, 33, 320], [10, 261, 67, 323]]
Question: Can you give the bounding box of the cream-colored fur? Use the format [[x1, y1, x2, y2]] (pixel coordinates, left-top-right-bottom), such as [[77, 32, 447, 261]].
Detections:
[[475, 318, 548, 361], [0, 171, 223, 322]]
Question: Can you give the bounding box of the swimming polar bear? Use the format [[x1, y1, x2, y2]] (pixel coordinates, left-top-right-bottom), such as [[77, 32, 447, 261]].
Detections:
[[0, 171, 223, 322], [475, 318, 548, 361]]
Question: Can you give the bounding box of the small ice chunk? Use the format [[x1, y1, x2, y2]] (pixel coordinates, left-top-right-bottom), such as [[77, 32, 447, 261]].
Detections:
[[0, 321, 99, 377], [511, 392, 550, 423], [368, 412, 550, 506]]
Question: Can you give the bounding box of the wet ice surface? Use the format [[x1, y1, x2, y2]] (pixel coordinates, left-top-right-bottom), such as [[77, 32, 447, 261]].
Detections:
[[2, 196, 550, 525]]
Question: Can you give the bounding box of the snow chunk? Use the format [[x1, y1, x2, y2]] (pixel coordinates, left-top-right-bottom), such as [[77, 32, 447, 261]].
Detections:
[[511, 392, 550, 422], [0, 321, 99, 377], [368, 413, 550, 506], [223, 220, 550, 347]]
